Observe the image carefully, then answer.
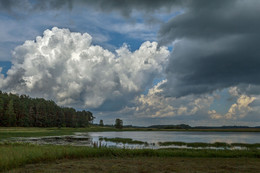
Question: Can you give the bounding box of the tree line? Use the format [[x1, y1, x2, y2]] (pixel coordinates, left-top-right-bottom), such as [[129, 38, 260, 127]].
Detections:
[[0, 91, 94, 127]]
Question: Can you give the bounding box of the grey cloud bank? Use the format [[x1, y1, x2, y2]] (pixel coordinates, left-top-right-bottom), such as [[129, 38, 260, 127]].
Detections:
[[158, 0, 260, 97], [0, 0, 182, 16]]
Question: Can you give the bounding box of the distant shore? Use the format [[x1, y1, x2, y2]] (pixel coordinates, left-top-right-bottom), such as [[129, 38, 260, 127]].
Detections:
[[1, 126, 260, 141]]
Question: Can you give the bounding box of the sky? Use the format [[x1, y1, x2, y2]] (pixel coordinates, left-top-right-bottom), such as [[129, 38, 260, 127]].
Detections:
[[0, 0, 259, 126]]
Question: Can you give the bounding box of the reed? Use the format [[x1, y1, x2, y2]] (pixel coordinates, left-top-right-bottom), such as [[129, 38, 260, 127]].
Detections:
[[0, 142, 259, 172], [99, 137, 148, 145]]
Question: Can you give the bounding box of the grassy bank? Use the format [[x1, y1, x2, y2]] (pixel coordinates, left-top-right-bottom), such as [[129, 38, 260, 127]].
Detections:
[[0, 127, 120, 140], [0, 143, 259, 172]]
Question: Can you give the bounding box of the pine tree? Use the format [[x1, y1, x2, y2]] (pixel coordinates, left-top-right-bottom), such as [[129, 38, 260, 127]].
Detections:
[[115, 118, 123, 129], [0, 98, 4, 126], [29, 105, 36, 126], [6, 100, 16, 126], [99, 119, 104, 126], [0, 91, 94, 128]]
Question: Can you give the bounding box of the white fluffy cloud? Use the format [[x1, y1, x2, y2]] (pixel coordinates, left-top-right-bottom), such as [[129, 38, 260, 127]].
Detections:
[[134, 80, 214, 118], [0, 27, 169, 109], [209, 87, 256, 120]]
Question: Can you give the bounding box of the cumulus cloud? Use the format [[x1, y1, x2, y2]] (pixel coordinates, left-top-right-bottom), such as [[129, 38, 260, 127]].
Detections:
[[0, 27, 169, 110], [158, 0, 260, 97], [209, 93, 256, 120], [226, 95, 255, 119], [134, 80, 214, 118]]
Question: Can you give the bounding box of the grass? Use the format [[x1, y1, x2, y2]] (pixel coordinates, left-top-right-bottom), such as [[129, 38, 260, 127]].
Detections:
[[0, 142, 259, 172], [99, 137, 148, 145], [1, 127, 260, 172], [158, 141, 260, 149]]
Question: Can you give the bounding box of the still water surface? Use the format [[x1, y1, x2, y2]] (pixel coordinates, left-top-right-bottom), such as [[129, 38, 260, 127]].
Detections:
[[11, 131, 260, 149], [88, 131, 260, 144]]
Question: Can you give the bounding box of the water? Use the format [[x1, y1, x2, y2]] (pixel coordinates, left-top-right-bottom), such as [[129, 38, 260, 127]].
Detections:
[[9, 131, 260, 149], [88, 131, 260, 144]]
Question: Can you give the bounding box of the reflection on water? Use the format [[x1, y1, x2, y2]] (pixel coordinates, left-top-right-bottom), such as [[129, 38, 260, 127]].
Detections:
[[9, 131, 260, 149], [88, 131, 260, 149]]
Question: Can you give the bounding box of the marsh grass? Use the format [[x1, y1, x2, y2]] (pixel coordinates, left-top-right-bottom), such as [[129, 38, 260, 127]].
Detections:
[[99, 137, 148, 145], [158, 141, 260, 149], [0, 127, 120, 140], [0, 142, 259, 172]]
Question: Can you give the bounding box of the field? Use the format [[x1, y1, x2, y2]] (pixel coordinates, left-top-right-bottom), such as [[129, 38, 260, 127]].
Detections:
[[0, 127, 260, 172], [0, 143, 259, 172]]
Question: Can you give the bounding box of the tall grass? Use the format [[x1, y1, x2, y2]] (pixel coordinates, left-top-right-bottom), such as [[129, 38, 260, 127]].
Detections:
[[99, 137, 148, 145], [0, 142, 259, 172], [158, 141, 260, 149]]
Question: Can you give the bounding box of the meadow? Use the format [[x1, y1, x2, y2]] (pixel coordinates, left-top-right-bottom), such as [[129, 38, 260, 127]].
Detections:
[[0, 142, 259, 172], [0, 127, 259, 172]]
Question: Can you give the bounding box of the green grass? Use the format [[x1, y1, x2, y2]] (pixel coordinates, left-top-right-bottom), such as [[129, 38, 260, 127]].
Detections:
[[0, 142, 259, 172], [99, 137, 148, 145], [158, 141, 260, 149]]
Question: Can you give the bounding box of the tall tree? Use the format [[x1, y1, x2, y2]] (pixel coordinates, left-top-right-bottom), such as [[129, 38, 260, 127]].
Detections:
[[6, 100, 16, 126], [99, 119, 104, 126], [0, 98, 4, 126], [115, 118, 123, 129], [0, 90, 94, 127]]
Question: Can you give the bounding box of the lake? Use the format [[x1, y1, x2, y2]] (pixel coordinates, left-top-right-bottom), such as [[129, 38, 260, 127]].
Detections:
[[11, 131, 260, 149], [88, 131, 260, 144]]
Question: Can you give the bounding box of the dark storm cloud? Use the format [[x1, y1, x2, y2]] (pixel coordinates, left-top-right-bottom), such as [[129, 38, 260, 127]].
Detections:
[[158, 0, 260, 97], [0, 0, 72, 14], [0, 0, 182, 16], [76, 0, 182, 17]]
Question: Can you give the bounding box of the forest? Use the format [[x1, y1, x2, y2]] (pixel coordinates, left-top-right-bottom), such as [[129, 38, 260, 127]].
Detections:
[[0, 91, 94, 127]]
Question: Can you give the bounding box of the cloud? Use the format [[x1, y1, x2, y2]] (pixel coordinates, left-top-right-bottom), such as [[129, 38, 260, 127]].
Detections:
[[1, 0, 259, 126], [209, 93, 256, 120], [0, 1, 175, 62], [0, 27, 169, 110], [158, 0, 260, 97], [208, 110, 222, 120], [0, 0, 182, 17], [134, 80, 214, 118], [225, 95, 256, 119]]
